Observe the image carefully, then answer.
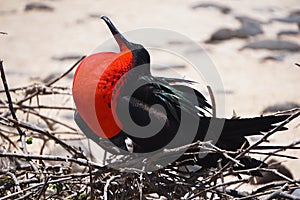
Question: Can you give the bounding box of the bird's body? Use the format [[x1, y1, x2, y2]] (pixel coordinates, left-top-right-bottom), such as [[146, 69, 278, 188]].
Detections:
[[72, 16, 289, 168]]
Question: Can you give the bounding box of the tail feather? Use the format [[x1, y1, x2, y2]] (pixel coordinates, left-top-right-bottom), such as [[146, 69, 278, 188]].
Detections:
[[221, 115, 290, 137], [217, 115, 290, 150]]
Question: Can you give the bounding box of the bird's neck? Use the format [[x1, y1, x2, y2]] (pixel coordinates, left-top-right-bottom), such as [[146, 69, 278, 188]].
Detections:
[[95, 50, 151, 138]]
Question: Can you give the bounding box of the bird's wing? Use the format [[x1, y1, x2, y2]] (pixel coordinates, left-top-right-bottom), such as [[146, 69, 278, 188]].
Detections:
[[137, 76, 212, 118], [170, 84, 212, 116]]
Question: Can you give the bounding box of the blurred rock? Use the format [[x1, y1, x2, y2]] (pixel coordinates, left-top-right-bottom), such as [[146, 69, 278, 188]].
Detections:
[[260, 52, 287, 62], [51, 54, 83, 61], [253, 6, 275, 13], [271, 10, 300, 26], [42, 72, 61, 83], [262, 102, 300, 114], [205, 28, 237, 43], [236, 22, 263, 37], [191, 2, 231, 14], [206, 16, 264, 43], [235, 15, 266, 25], [240, 39, 300, 51], [277, 30, 300, 37], [235, 15, 264, 37], [168, 40, 193, 45], [25, 2, 54, 12], [250, 159, 293, 184]]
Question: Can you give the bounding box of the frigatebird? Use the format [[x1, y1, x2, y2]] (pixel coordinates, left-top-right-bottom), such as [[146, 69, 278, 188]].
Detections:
[[72, 16, 289, 168]]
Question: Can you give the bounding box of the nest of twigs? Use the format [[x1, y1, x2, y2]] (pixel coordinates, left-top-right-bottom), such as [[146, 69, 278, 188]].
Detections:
[[0, 58, 299, 200]]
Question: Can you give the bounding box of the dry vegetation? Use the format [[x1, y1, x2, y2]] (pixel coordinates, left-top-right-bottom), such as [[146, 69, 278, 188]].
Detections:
[[0, 58, 299, 199]]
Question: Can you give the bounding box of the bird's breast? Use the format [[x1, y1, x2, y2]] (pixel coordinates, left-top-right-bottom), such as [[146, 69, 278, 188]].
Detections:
[[73, 51, 134, 138]]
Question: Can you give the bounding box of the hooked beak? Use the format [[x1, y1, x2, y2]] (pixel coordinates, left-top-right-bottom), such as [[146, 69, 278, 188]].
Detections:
[[101, 16, 131, 52]]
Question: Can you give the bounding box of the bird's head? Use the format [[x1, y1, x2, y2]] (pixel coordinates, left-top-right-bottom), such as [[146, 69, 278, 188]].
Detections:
[[101, 16, 150, 69]]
